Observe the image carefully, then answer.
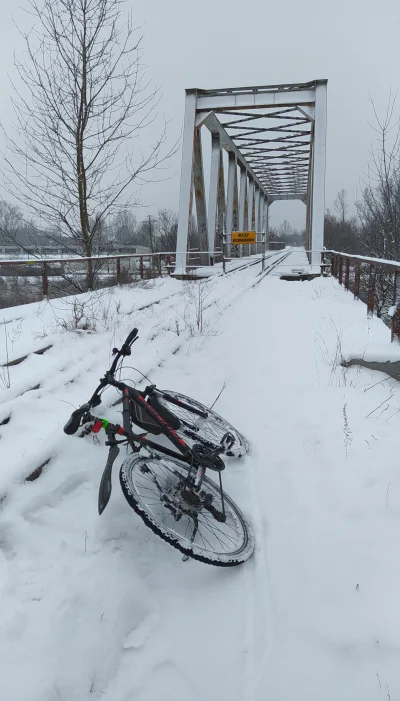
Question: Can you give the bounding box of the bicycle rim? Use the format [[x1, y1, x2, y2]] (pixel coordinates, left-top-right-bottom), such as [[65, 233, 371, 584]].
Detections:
[[120, 453, 254, 565], [156, 391, 249, 457]]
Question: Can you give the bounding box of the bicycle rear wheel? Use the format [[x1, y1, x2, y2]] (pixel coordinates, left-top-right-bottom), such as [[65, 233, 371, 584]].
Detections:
[[152, 390, 249, 457], [120, 453, 254, 566]]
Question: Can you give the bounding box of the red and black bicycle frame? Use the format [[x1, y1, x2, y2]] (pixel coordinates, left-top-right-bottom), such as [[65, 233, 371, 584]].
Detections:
[[64, 328, 219, 515]]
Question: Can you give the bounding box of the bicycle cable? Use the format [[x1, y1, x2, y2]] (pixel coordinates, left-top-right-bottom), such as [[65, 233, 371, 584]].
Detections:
[[118, 366, 153, 384]]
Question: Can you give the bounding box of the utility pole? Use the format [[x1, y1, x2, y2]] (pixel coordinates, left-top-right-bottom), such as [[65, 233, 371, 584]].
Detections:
[[148, 215, 154, 253]]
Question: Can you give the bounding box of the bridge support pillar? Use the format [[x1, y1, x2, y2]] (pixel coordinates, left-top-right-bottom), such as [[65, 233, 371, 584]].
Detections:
[[225, 152, 236, 260], [238, 166, 247, 258], [310, 81, 327, 271], [207, 132, 221, 266]]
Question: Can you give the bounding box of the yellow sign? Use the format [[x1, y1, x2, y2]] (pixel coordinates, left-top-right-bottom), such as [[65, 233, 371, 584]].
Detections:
[[232, 231, 256, 245]]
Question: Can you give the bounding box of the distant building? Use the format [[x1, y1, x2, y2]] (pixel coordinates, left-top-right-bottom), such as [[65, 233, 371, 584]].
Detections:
[[0, 232, 150, 258]]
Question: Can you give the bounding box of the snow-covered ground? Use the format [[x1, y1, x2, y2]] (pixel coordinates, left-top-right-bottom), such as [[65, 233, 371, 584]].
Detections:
[[1, 250, 400, 701]]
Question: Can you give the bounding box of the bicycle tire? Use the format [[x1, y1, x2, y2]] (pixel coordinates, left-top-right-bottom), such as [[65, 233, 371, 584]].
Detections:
[[120, 453, 254, 567], [151, 390, 249, 457]]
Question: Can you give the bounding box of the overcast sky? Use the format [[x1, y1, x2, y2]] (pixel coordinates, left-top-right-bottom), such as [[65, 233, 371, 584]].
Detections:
[[1, 0, 400, 231]]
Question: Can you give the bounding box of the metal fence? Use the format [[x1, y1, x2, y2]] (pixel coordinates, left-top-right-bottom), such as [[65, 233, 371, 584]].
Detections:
[[0, 252, 175, 308], [186, 248, 224, 269], [329, 251, 400, 342]]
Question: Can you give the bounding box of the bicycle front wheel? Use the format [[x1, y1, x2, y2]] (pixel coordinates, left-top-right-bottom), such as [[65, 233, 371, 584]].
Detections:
[[153, 390, 249, 457], [120, 453, 254, 566]]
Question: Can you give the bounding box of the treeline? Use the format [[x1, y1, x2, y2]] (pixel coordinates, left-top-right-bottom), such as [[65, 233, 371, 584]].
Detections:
[[269, 220, 305, 246], [0, 200, 199, 256], [325, 98, 400, 261]]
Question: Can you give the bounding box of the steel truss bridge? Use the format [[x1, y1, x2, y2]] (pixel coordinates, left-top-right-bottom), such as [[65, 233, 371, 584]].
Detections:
[[174, 80, 327, 275]]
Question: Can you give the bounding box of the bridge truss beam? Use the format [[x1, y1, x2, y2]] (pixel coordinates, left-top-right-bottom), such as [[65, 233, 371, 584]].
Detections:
[[174, 80, 327, 274]]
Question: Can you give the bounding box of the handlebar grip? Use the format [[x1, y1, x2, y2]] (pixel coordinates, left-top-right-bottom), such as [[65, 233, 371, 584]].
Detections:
[[124, 328, 138, 346], [63, 403, 91, 435]]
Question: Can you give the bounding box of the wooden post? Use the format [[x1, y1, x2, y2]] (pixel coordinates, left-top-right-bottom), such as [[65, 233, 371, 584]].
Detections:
[[354, 260, 361, 299], [116, 257, 121, 285], [42, 262, 49, 297], [140, 256, 144, 280], [158, 254, 162, 278], [338, 256, 343, 285], [367, 265, 376, 316], [344, 258, 350, 290]]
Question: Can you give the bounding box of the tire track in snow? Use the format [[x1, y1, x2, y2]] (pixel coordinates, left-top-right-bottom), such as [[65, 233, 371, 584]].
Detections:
[[0, 259, 298, 701], [243, 446, 278, 701]]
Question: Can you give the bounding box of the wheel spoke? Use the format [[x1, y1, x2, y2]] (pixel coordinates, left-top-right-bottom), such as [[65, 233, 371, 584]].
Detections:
[[197, 516, 238, 550], [120, 453, 251, 563], [156, 391, 247, 457]]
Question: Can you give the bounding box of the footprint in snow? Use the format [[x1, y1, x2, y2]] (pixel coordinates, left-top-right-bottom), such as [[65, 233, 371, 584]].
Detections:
[[123, 611, 160, 650], [132, 661, 199, 701]]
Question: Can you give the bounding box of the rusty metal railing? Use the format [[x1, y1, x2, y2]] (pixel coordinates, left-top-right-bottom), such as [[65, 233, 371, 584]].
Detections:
[[0, 252, 176, 303], [329, 251, 400, 342]]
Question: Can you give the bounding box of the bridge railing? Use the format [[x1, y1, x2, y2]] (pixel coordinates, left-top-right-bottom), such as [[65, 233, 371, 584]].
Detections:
[[328, 251, 400, 342], [0, 252, 176, 308]]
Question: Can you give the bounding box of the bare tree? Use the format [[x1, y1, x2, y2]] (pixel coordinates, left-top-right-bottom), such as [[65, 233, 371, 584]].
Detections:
[[334, 189, 349, 224], [110, 209, 138, 245], [324, 209, 359, 253], [0, 200, 44, 258], [0, 200, 23, 234], [351, 94, 400, 317], [279, 220, 293, 239], [154, 209, 178, 252], [357, 93, 400, 260], [2, 0, 173, 275]]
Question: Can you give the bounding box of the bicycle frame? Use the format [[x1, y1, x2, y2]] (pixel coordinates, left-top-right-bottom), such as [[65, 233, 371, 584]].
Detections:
[[64, 328, 226, 516]]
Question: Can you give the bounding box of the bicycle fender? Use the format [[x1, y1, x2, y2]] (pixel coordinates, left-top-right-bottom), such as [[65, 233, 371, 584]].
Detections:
[[98, 444, 120, 515]]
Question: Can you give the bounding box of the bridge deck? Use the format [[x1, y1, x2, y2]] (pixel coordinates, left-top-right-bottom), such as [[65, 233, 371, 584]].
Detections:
[[0, 253, 399, 700]]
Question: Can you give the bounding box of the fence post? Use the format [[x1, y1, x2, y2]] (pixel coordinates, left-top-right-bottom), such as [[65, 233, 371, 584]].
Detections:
[[367, 264, 376, 316], [391, 271, 400, 342], [87, 258, 94, 290], [344, 257, 350, 290], [338, 256, 343, 285], [330, 254, 336, 277], [116, 257, 121, 285], [158, 254, 162, 278], [140, 256, 144, 280], [42, 262, 49, 297], [166, 256, 172, 275], [354, 260, 361, 299]]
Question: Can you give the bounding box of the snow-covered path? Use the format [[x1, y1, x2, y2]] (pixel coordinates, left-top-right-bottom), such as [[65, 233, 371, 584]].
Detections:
[[1, 254, 400, 700]]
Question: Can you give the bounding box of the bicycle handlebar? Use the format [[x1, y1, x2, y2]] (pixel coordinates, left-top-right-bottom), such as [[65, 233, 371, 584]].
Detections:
[[63, 403, 91, 434], [64, 327, 139, 435], [124, 327, 138, 348], [108, 327, 139, 376], [64, 378, 134, 436]]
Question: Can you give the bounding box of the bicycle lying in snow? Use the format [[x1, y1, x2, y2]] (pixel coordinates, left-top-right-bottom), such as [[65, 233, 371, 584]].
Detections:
[[64, 328, 254, 566]]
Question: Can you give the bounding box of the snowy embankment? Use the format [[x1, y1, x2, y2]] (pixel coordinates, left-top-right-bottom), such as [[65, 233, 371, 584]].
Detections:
[[1, 252, 400, 701]]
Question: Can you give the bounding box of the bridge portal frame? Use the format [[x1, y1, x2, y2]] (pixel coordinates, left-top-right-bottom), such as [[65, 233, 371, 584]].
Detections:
[[174, 80, 327, 274]]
